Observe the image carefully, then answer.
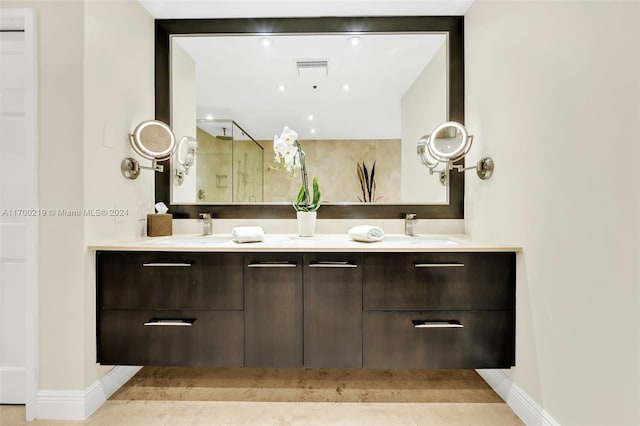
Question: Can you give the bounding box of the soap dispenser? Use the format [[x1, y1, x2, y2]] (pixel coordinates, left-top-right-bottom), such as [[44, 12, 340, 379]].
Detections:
[[200, 213, 212, 235]]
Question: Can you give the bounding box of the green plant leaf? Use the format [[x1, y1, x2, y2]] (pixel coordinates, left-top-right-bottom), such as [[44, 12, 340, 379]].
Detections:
[[295, 184, 307, 207], [294, 177, 321, 211]]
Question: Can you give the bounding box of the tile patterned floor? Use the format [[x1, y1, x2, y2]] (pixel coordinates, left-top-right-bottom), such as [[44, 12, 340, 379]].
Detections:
[[1, 368, 524, 425], [112, 368, 504, 403]]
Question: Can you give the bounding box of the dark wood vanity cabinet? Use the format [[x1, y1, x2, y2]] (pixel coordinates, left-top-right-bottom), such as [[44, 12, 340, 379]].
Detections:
[[362, 252, 516, 369], [96, 250, 515, 369], [96, 251, 244, 367], [243, 253, 363, 368]]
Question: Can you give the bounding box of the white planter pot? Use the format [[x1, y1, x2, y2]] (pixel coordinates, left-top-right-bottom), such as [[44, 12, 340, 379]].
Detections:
[[296, 211, 317, 237]]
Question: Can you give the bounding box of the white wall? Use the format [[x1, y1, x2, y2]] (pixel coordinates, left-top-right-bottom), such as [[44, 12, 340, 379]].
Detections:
[[83, 0, 155, 388], [465, 1, 640, 424], [170, 42, 197, 203], [1, 0, 155, 404], [0, 0, 87, 392], [401, 38, 447, 203]]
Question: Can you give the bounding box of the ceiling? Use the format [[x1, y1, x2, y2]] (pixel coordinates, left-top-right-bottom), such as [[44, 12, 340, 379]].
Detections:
[[140, 0, 472, 140], [176, 33, 446, 140], [138, 0, 473, 19]]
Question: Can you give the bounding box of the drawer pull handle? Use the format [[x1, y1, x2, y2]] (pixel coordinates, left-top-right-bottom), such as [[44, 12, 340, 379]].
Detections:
[[414, 263, 464, 268], [412, 320, 464, 328], [143, 262, 192, 267], [143, 319, 195, 327], [309, 261, 358, 268], [248, 262, 297, 268]]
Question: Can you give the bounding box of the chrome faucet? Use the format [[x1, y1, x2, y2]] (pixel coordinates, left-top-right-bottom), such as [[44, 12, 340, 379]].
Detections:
[[405, 213, 417, 236], [199, 213, 212, 235]]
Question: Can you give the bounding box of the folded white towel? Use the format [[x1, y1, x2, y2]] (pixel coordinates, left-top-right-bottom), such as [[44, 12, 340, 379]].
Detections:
[[348, 225, 384, 242], [232, 226, 265, 243]]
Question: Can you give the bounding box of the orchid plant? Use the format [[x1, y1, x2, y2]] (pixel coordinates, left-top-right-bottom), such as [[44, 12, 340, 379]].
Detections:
[[273, 127, 321, 212]]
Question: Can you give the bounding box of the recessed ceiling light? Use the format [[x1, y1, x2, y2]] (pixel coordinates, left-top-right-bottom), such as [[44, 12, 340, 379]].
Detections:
[[310, 128, 316, 134], [342, 84, 350, 92], [348, 36, 362, 47], [308, 114, 314, 121], [205, 114, 214, 121], [260, 38, 272, 47], [277, 84, 285, 92]]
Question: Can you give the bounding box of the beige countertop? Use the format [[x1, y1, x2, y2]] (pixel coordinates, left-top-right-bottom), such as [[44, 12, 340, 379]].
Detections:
[[88, 233, 521, 253]]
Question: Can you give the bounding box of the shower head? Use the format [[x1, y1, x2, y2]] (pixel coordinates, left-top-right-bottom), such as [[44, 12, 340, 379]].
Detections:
[[216, 127, 233, 141]]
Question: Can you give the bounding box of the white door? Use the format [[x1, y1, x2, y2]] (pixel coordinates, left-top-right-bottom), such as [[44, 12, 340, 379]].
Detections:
[[0, 9, 37, 411]]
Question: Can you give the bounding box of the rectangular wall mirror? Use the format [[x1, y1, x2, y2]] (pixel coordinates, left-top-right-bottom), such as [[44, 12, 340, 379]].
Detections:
[[155, 17, 464, 219]]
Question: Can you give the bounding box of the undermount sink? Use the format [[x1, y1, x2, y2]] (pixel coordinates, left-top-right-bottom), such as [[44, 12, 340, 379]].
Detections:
[[149, 236, 231, 245], [381, 236, 460, 246]]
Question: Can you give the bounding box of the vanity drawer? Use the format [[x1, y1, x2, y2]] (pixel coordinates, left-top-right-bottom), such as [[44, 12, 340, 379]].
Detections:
[[363, 310, 515, 369], [98, 309, 244, 366], [97, 251, 243, 310], [363, 252, 515, 311]]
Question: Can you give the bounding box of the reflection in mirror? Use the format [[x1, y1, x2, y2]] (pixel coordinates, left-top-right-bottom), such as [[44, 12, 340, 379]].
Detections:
[[172, 120, 264, 203], [173, 136, 198, 186], [176, 136, 197, 169], [170, 33, 449, 205]]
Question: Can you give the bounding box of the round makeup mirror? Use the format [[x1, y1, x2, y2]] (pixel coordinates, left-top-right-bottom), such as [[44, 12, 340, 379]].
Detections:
[[173, 136, 198, 185], [176, 136, 197, 169], [417, 121, 494, 183], [426, 121, 472, 163], [130, 120, 176, 161], [417, 134, 439, 169], [122, 120, 176, 180]]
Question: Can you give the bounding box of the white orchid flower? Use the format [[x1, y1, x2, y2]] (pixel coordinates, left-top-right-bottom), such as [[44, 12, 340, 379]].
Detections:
[[273, 127, 301, 172], [282, 144, 299, 172], [280, 126, 298, 145], [273, 135, 286, 162], [271, 126, 319, 212]]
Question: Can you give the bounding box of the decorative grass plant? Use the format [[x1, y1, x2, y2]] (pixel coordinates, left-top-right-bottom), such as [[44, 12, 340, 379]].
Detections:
[[357, 161, 378, 203]]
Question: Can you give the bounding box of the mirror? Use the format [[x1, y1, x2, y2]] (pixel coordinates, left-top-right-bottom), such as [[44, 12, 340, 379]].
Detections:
[[428, 121, 471, 162], [177, 137, 197, 169], [155, 17, 465, 219], [131, 120, 175, 161], [417, 121, 494, 183], [172, 32, 448, 206], [122, 120, 176, 180], [173, 136, 198, 185]]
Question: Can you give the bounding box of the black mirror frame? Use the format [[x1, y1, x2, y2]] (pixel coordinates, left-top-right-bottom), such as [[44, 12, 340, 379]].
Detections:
[[155, 16, 464, 219]]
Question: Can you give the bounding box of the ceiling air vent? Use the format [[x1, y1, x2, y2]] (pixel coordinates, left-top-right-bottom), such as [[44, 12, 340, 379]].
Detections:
[[296, 59, 329, 77]]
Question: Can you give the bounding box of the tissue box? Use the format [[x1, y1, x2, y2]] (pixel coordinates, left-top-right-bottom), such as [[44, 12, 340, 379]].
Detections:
[[147, 214, 172, 237]]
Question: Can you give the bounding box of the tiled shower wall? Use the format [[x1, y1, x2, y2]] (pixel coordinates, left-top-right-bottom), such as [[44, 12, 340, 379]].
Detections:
[[261, 138, 401, 204]]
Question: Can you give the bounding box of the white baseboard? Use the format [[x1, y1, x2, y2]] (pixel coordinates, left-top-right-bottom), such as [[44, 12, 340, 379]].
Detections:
[[35, 365, 140, 420], [477, 369, 560, 426], [0, 366, 26, 404]]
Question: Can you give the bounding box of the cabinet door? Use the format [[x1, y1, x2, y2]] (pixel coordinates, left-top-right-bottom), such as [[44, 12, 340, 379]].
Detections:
[[363, 252, 515, 311], [303, 253, 362, 368], [244, 253, 303, 368]]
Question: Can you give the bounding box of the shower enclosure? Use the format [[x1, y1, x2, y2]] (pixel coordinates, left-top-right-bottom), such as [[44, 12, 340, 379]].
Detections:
[[195, 119, 264, 203]]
